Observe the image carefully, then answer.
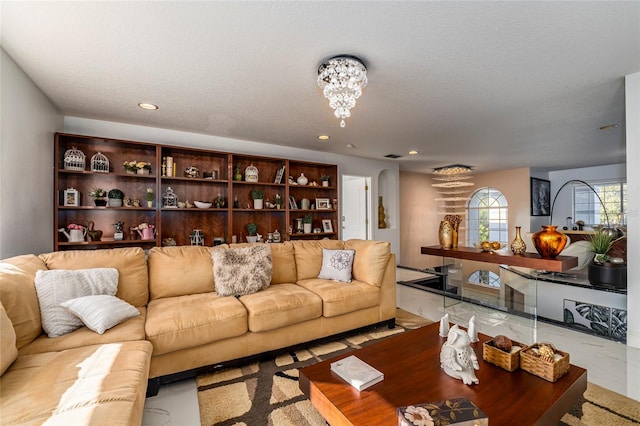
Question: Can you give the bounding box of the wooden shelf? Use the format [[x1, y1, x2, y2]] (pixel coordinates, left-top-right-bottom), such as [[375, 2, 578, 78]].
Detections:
[[421, 245, 578, 272]]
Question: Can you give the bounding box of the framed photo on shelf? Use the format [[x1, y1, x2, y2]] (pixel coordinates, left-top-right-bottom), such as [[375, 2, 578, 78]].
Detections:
[[63, 188, 80, 206], [530, 177, 551, 216], [289, 196, 298, 210], [316, 198, 331, 210], [322, 219, 333, 233]]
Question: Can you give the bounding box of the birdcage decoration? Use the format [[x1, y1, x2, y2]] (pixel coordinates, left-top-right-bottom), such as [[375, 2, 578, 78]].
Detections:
[[244, 163, 259, 182], [63, 147, 86, 171], [162, 186, 179, 208], [190, 229, 205, 246], [90, 152, 110, 173]]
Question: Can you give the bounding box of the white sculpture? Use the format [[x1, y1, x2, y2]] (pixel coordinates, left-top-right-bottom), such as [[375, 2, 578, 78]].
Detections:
[[440, 325, 480, 385], [468, 315, 479, 343], [438, 313, 450, 337]]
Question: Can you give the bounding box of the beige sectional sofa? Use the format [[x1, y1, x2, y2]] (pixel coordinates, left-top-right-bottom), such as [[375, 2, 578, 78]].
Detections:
[[0, 239, 396, 425]]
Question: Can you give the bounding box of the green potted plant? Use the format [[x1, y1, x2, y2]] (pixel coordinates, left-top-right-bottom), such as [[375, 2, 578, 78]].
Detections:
[[587, 227, 626, 289], [108, 188, 125, 207], [246, 222, 258, 243], [89, 187, 107, 206], [251, 189, 264, 209], [303, 214, 313, 234], [321, 175, 330, 187]]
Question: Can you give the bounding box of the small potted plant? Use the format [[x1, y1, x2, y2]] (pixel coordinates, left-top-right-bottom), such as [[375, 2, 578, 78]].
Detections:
[[321, 175, 330, 187], [303, 214, 313, 234], [251, 189, 264, 209], [108, 188, 125, 207], [146, 187, 154, 208], [246, 222, 258, 243], [123, 160, 152, 175], [587, 227, 626, 288], [274, 194, 282, 209], [89, 187, 107, 206]]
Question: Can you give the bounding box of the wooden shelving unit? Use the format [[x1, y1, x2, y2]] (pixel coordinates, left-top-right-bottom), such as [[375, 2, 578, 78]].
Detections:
[[54, 133, 338, 250]]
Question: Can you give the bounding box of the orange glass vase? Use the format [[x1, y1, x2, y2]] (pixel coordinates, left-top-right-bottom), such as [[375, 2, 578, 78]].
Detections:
[[532, 225, 567, 259]]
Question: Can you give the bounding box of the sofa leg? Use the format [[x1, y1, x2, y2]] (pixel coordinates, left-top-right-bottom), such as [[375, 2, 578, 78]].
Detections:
[[146, 378, 161, 397], [387, 318, 396, 329]]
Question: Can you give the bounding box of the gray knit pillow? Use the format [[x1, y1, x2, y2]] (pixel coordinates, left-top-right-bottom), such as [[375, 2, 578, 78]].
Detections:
[[212, 245, 272, 297]]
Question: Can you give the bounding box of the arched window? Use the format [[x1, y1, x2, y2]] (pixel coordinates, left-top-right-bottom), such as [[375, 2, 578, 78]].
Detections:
[[467, 270, 501, 288], [467, 187, 508, 244]]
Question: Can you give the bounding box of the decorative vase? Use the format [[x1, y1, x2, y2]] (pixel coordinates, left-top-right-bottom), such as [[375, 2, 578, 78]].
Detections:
[[322, 180, 329, 187], [125, 169, 135, 175], [303, 223, 312, 234], [233, 168, 243, 181], [108, 198, 123, 207], [94, 198, 107, 207], [253, 199, 263, 209], [532, 225, 567, 259], [439, 220, 453, 249], [137, 168, 149, 175], [510, 226, 527, 255], [451, 228, 458, 249], [297, 173, 308, 185], [378, 196, 387, 229]]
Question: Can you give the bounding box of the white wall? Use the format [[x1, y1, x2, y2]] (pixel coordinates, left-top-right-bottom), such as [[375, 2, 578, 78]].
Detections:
[[0, 49, 63, 258], [63, 117, 401, 255], [548, 163, 626, 228]]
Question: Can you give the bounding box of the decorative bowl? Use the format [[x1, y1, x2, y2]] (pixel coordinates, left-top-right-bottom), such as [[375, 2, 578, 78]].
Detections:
[[194, 201, 212, 209]]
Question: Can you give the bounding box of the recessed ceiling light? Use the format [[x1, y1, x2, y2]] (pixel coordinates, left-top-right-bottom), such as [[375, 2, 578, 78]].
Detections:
[[599, 124, 619, 130], [408, 150, 418, 155], [138, 103, 158, 110], [318, 135, 331, 141]]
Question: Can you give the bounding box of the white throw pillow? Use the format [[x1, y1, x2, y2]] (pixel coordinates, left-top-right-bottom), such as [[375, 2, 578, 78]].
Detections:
[[318, 249, 355, 283], [34, 268, 119, 337], [61, 295, 139, 334], [212, 245, 273, 297]]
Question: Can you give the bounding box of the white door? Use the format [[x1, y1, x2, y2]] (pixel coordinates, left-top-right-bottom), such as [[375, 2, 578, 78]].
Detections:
[[341, 175, 371, 240]]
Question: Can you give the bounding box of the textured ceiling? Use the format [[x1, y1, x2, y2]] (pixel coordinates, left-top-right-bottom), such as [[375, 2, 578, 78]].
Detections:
[[2, 1, 638, 173]]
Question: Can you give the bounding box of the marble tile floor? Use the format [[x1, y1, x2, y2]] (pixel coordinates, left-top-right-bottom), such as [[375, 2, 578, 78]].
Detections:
[[142, 267, 640, 425]]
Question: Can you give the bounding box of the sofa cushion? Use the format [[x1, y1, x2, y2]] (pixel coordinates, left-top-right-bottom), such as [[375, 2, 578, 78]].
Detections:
[[297, 278, 381, 318], [34, 268, 119, 337], [19, 307, 146, 356], [238, 283, 322, 332], [62, 295, 140, 335], [345, 239, 391, 287], [213, 245, 272, 296], [318, 248, 355, 283], [0, 254, 46, 349], [148, 246, 224, 300], [146, 293, 247, 355], [270, 242, 297, 284], [0, 303, 17, 376], [39, 247, 149, 307], [293, 240, 345, 280], [0, 341, 152, 425]]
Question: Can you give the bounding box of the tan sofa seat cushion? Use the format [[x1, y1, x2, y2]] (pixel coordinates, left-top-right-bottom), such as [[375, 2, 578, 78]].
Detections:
[[297, 278, 381, 318], [146, 293, 247, 355], [39, 247, 149, 307], [1, 303, 17, 376], [148, 246, 227, 300], [19, 307, 146, 356], [0, 255, 47, 350], [1, 341, 152, 425], [293, 240, 345, 280], [239, 283, 322, 332], [345, 239, 391, 287]]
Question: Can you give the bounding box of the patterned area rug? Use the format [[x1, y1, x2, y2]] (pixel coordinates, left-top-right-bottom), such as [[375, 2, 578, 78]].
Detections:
[[197, 309, 639, 426]]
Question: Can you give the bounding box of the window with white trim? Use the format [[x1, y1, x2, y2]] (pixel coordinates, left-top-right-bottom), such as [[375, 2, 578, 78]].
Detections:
[[467, 187, 508, 244], [573, 181, 627, 226]]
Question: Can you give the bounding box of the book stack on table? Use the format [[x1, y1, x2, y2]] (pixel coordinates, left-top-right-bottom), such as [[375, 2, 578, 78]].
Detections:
[[330, 355, 384, 391]]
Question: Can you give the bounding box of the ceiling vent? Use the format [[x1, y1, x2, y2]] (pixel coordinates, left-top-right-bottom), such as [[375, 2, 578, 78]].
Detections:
[[384, 154, 402, 159]]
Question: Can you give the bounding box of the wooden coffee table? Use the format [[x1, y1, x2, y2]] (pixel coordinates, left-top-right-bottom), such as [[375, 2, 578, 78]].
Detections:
[[300, 322, 587, 425]]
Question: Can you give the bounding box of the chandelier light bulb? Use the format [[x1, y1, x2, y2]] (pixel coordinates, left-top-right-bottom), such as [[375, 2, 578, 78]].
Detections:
[[318, 55, 367, 128]]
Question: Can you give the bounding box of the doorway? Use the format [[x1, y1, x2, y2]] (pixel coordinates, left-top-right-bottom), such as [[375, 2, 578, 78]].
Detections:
[[341, 175, 371, 240]]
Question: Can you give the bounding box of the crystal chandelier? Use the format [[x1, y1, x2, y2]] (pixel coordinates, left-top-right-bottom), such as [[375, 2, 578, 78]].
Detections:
[[317, 55, 368, 128]]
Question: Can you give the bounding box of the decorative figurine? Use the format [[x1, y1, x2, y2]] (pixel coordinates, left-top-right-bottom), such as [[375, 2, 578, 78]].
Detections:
[[468, 315, 479, 343], [440, 325, 479, 385], [113, 221, 124, 241], [439, 313, 450, 337]]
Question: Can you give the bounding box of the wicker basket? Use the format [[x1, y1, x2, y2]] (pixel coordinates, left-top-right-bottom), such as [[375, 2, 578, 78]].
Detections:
[[483, 338, 525, 372], [520, 343, 570, 382]]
